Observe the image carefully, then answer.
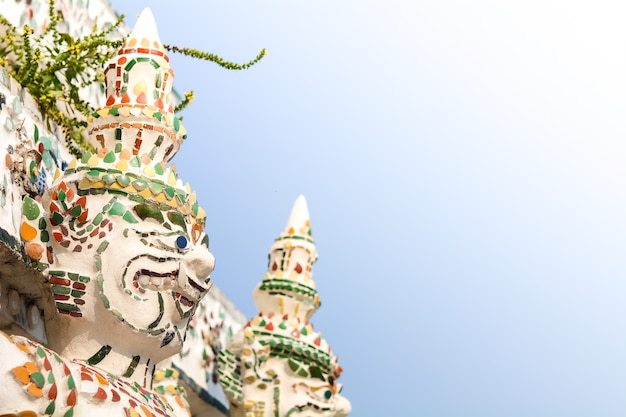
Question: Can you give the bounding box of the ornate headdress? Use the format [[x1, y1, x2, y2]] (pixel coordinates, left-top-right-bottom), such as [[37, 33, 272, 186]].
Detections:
[[19, 10, 208, 321]]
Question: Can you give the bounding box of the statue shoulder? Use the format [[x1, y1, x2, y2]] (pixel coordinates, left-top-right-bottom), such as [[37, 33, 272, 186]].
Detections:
[[152, 367, 191, 417], [0, 330, 79, 416]]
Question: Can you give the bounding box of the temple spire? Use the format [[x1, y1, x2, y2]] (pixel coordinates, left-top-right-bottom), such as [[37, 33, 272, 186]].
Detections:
[[88, 6, 185, 163], [282, 194, 312, 239], [219, 196, 351, 417], [130, 8, 161, 44], [255, 195, 320, 321]]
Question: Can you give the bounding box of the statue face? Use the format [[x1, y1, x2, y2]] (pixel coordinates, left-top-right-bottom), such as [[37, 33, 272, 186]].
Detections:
[[97, 198, 215, 351], [43, 181, 215, 356]]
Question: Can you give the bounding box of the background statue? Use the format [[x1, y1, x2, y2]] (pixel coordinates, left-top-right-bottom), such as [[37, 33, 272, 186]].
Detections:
[[219, 196, 351, 417]]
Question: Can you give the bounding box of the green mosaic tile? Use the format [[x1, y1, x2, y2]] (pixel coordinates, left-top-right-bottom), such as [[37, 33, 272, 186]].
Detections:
[[103, 152, 116, 163], [22, 196, 40, 221], [30, 372, 45, 388], [55, 302, 79, 312], [123, 211, 138, 224], [45, 400, 56, 415], [52, 286, 71, 295], [109, 202, 125, 216]]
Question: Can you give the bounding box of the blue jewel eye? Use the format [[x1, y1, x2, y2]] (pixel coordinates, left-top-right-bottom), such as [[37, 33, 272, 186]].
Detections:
[[176, 236, 188, 249]]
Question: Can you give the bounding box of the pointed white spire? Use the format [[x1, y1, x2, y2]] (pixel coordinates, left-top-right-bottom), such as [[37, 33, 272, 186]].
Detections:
[[259, 195, 320, 318], [130, 8, 161, 44], [89, 5, 185, 162], [283, 195, 311, 237]]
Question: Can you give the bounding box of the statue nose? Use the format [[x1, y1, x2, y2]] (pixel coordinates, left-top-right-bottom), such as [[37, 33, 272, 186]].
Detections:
[[183, 247, 215, 282], [335, 395, 352, 417]]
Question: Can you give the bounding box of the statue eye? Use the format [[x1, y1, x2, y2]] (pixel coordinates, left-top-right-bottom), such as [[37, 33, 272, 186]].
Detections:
[[308, 384, 334, 402], [176, 236, 188, 249]]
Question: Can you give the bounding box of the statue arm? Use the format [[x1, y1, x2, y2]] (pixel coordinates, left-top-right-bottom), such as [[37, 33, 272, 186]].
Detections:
[[0, 330, 76, 417], [0, 330, 51, 414]]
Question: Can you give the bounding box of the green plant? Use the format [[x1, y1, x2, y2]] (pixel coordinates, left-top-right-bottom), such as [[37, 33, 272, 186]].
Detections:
[[0, 0, 123, 156], [168, 46, 267, 114], [0, 0, 265, 158]]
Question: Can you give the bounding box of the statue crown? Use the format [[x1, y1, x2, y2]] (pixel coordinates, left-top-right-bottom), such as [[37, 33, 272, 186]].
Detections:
[[88, 8, 186, 164]]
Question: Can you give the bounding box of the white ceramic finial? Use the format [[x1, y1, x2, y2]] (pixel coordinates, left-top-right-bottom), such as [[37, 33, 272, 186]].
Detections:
[[131, 8, 161, 44], [286, 195, 308, 229]]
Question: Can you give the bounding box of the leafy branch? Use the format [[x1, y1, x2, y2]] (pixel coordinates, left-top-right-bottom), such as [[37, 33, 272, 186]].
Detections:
[[165, 46, 267, 114], [0, 0, 122, 157], [164, 45, 267, 70]]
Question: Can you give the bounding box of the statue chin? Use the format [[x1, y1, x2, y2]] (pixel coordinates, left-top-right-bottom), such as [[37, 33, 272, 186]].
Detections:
[[334, 396, 352, 417]]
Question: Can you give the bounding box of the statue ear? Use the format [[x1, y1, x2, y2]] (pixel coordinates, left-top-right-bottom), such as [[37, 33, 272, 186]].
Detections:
[[21, 181, 93, 267], [20, 195, 48, 266]]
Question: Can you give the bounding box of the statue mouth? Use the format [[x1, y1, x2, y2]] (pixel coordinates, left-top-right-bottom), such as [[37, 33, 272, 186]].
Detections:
[[134, 268, 179, 293], [124, 253, 212, 310], [130, 264, 207, 307]]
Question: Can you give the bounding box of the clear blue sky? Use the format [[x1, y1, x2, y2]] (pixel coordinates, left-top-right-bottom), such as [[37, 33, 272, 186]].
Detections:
[[110, 2, 626, 416]]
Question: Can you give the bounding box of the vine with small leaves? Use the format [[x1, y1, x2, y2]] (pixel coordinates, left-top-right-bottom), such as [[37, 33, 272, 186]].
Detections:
[[0, 1, 266, 158], [0, 0, 123, 156], [167, 47, 266, 114]]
